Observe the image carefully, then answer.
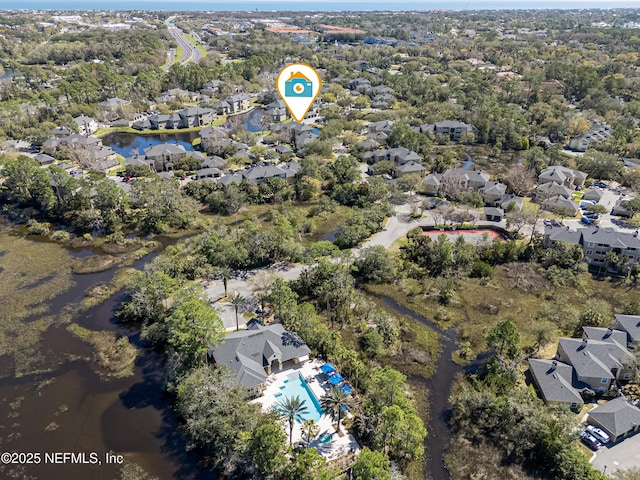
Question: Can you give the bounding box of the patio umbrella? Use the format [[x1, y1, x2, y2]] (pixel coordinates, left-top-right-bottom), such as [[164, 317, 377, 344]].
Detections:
[[320, 363, 336, 375], [328, 372, 344, 385], [338, 383, 352, 394]]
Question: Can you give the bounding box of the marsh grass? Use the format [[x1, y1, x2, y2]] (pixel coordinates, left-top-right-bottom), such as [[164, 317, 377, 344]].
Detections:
[[67, 325, 136, 378], [0, 231, 74, 376]]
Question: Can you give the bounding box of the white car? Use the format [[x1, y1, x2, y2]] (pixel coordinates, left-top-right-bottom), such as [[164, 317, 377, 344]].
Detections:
[[586, 425, 610, 444]]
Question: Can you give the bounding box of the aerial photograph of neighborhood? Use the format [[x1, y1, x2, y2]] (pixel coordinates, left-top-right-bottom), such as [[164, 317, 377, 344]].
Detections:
[[0, 1, 640, 479]]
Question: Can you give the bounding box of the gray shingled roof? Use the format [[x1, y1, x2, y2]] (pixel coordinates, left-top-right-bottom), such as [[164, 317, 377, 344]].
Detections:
[[588, 397, 640, 437], [558, 337, 632, 381], [210, 324, 310, 389], [529, 359, 586, 404], [143, 143, 186, 156], [484, 207, 504, 217], [583, 327, 629, 348], [537, 181, 573, 198], [580, 227, 640, 250], [216, 174, 243, 186], [615, 315, 640, 343], [395, 161, 426, 173]]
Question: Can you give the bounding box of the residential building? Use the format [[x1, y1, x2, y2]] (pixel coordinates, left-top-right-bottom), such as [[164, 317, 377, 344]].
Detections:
[[528, 358, 586, 409], [569, 121, 611, 152], [484, 207, 504, 222], [587, 397, 640, 442], [480, 181, 507, 206], [614, 314, 640, 344], [73, 115, 98, 136], [50, 125, 73, 138], [416, 121, 478, 141], [541, 195, 580, 216], [581, 227, 640, 268], [149, 113, 181, 130], [208, 323, 311, 396], [143, 143, 188, 172], [544, 225, 640, 270], [393, 161, 425, 177], [176, 106, 215, 127], [218, 93, 252, 114], [612, 199, 634, 218], [201, 80, 223, 96], [535, 181, 574, 201], [242, 165, 287, 184], [34, 153, 55, 167], [195, 167, 222, 179], [538, 165, 587, 188], [98, 97, 131, 112], [59, 134, 102, 150], [556, 337, 633, 392], [583, 187, 604, 203]]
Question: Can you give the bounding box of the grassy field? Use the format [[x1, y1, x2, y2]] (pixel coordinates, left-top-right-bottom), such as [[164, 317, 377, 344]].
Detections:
[[175, 45, 185, 63], [368, 265, 637, 362]]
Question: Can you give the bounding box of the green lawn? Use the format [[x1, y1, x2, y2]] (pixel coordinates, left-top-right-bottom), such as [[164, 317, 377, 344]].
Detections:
[[185, 34, 207, 56], [175, 45, 185, 63]]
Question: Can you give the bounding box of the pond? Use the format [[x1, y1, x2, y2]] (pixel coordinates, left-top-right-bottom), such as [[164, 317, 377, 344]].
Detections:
[[229, 108, 266, 133], [101, 132, 199, 158], [230, 108, 320, 135]]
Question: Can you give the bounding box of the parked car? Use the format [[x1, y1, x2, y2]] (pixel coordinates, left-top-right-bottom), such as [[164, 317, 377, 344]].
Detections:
[[594, 181, 607, 188], [580, 431, 602, 450], [586, 425, 610, 444], [581, 217, 593, 225], [584, 212, 599, 219]]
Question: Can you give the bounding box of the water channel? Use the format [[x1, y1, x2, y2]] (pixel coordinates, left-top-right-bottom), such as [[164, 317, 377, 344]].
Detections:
[[380, 298, 482, 480], [0, 230, 215, 480], [1, 215, 478, 480]]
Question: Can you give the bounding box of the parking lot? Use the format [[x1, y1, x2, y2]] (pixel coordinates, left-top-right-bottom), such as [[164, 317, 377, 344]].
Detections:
[[591, 431, 640, 477], [564, 182, 637, 234]]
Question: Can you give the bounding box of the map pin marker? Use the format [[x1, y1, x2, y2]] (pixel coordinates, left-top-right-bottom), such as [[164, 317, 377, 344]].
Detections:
[[276, 63, 323, 124]]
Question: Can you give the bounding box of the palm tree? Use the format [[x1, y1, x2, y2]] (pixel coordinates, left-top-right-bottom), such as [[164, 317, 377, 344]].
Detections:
[[603, 250, 619, 277], [302, 419, 319, 448], [218, 266, 232, 297], [275, 395, 309, 447], [229, 293, 245, 332], [321, 385, 354, 432]]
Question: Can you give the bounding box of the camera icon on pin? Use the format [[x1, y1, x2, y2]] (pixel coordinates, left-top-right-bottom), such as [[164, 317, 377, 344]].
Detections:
[[284, 72, 313, 97]]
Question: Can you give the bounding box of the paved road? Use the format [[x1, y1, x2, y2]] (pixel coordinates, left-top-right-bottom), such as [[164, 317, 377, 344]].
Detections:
[[592, 431, 640, 477], [164, 16, 202, 67]]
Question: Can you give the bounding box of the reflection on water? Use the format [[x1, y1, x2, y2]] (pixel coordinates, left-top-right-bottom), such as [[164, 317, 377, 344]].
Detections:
[[0, 233, 216, 480], [101, 132, 199, 158]]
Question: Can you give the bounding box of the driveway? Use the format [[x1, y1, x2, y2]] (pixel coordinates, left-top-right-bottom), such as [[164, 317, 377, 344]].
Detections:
[[359, 202, 423, 250], [591, 431, 640, 477], [205, 264, 307, 331]]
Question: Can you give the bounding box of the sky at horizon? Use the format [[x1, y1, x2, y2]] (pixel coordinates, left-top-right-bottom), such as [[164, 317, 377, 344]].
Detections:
[[1, 0, 639, 10]]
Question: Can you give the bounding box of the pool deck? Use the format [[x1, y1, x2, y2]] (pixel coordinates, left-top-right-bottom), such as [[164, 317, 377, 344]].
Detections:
[[253, 359, 361, 461]]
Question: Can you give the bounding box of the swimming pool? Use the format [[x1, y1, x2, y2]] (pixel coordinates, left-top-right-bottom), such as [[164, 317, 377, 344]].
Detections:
[[275, 373, 325, 423]]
